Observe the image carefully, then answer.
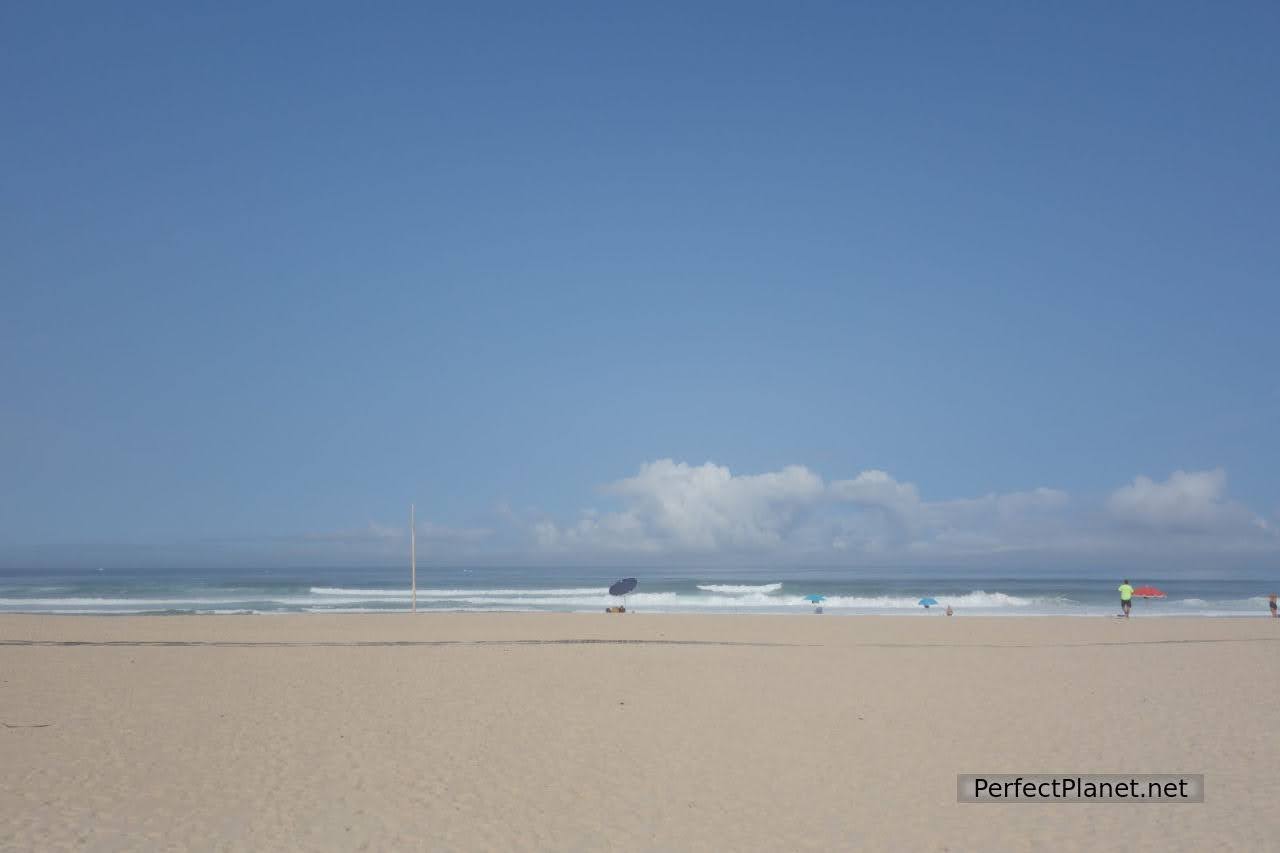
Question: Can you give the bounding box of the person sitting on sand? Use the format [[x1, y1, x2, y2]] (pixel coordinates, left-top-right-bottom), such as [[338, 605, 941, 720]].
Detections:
[[1270, 594, 1277, 618], [1118, 580, 1134, 618]]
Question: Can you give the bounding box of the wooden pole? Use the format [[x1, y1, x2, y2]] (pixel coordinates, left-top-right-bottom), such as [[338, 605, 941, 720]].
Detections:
[[410, 503, 417, 613]]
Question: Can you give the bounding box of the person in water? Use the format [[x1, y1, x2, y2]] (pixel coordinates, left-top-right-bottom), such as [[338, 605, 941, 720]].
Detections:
[[1118, 580, 1134, 618], [1270, 594, 1277, 618]]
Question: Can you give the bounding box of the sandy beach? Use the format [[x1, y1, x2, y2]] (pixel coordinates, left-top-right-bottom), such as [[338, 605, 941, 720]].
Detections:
[[3, 614, 1278, 851]]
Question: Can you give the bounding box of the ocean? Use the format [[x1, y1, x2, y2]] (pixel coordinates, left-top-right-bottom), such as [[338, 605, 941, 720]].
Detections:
[[0, 566, 1275, 617]]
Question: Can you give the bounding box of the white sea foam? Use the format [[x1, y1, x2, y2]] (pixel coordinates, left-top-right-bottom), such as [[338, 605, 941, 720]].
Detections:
[[307, 606, 545, 614], [1, 607, 262, 615], [696, 583, 783, 594], [309, 587, 607, 598], [302, 589, 1040, 611], [1174, 596, 1272, 611], [2, 585, 1270, 616], [0, 597, 235, 607], [0, 589, 1035, 612]]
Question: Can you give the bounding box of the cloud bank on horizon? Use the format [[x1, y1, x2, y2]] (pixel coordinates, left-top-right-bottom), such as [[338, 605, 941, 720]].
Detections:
[[520, 460, 1274, 564], [5, 461, 1274, 570]]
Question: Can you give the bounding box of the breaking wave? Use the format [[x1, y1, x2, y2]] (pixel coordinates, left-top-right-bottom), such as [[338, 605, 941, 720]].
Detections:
[[1, 581, 1271, 616], [299, 588, 1038, 611], [309, 587, 606, 598], [696, 583, 783, 594]]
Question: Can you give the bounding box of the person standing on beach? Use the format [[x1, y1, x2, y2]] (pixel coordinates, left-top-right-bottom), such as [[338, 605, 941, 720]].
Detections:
[[1118, 580, 1134, 618], [1270, 594, 1277, 617]]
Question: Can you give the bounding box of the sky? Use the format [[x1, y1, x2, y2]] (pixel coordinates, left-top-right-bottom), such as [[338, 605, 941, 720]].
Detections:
[[2, 2, 1278, 571]]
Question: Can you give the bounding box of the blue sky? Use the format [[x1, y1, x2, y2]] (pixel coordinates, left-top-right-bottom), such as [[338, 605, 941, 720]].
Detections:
[[3, 2, 1277, 569]]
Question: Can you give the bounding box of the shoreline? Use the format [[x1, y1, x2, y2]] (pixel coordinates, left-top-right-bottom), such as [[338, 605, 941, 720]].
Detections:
[[5, 611, 1280, 640], [2, 609, 1277, 619]]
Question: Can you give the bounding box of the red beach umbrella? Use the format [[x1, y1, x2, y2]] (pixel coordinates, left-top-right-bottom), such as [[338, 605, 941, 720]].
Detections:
[[1132, 586, 1166, 599]]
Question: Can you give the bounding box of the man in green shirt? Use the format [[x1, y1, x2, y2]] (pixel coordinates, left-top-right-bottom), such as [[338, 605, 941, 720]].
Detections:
[[1118, 580, 1134, 618]]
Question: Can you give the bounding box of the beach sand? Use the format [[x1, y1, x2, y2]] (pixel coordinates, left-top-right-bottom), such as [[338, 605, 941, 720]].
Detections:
[[3, 613, 1278, 851]]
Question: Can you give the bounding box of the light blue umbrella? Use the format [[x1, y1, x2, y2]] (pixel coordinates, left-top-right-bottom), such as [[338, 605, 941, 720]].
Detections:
[[918, 597, 938, 608], [804, 594, 826, 603]]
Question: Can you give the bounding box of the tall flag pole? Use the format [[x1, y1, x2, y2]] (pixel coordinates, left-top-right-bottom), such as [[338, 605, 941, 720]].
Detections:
[[410, 503, 417, 613]]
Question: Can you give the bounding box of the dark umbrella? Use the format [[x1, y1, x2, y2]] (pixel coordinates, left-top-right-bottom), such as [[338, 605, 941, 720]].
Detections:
[[609, 578, 638, 597]]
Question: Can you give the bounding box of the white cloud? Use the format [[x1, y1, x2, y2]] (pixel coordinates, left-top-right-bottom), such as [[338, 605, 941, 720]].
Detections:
[[825, 474, 1070, 556], [529, 461, 1276, 563], [1106, 468, 1261, 533], [533, 508, 658, 553], [231, 465, 1269, 567], [532, 460, 1081, 558], [537, 459, 825, 553], [829, 470, 922, 511]]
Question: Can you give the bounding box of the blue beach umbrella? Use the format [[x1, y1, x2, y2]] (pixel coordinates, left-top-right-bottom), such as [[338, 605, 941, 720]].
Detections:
[[804, 594, 826, 603], [918, 597, 938, 608]]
